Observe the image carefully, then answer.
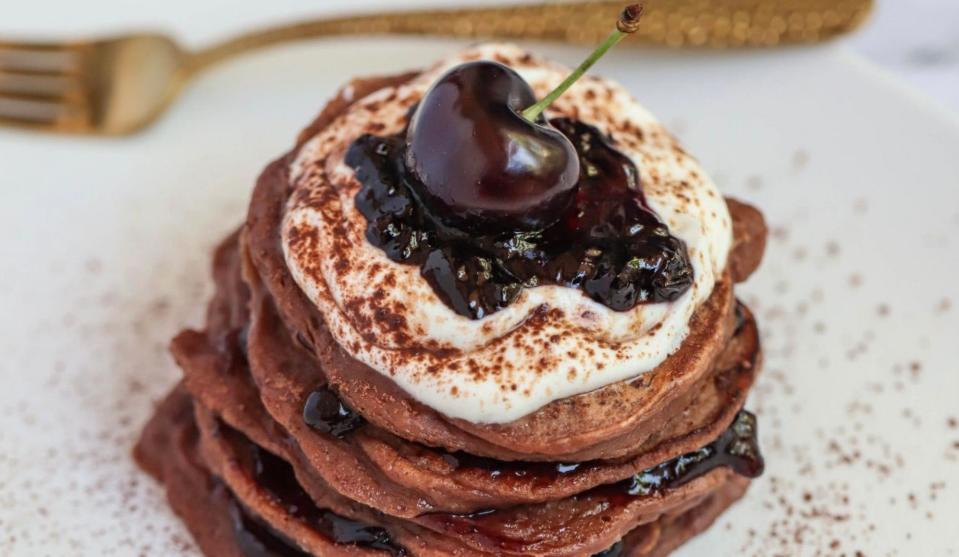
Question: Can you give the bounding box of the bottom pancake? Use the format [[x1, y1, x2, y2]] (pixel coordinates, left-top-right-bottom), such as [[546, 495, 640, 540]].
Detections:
[[134, 386, 253, 557], [135, 387, 751, 557]]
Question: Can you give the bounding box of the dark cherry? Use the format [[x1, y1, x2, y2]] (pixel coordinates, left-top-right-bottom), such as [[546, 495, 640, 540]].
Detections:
[[402, 3, 646, 232], [405, 61, 580, 231]]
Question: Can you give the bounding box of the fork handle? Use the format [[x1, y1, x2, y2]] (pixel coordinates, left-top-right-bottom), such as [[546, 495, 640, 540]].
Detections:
[[187, 3, 615, 72], [186, 0, 871, 72]]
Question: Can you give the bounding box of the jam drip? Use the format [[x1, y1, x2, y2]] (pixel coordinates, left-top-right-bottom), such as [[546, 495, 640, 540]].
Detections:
[[233, 498, 617, 557], [593, 541, 624, 557], [733, 300, 748, 334], [615, 410, 763, 498], [232, 502, 310, 557], [422, 410, 762, 543], [302, 388, 364, 438], [224, 423, 407, 556], [347, 117, 693, 319], [440, 450, 582, 488]]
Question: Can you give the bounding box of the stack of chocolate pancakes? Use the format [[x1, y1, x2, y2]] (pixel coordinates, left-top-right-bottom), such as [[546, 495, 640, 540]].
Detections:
[[136, 45, 769, 557]]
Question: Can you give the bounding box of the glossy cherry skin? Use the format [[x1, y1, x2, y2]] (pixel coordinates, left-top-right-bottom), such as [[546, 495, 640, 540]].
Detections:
[[405, 61, 580, 231]]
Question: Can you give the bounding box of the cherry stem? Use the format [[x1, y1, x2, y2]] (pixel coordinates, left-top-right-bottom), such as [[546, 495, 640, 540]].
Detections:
[[522, 3, 645, 122]]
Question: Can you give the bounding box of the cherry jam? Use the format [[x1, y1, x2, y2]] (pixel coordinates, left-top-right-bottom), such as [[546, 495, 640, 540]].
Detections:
[[614, 410, 763, 498], [347, 117, 693, 319], [593, 541, 625, 557], [232, 502, 310, 557]]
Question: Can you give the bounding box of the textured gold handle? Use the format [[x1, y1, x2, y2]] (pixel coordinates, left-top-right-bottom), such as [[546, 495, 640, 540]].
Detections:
[[189, 0, 873, 71]]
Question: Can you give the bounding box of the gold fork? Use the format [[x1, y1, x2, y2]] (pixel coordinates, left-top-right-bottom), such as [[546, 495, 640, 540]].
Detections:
[[0, 0, 872, 136]]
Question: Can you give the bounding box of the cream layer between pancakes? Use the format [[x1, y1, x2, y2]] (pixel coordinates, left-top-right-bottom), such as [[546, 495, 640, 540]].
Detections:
[[282, 44, 732, 423]]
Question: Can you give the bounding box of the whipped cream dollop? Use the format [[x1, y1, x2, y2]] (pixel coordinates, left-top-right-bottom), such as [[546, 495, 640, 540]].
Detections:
[[282, 44, 732, 424]]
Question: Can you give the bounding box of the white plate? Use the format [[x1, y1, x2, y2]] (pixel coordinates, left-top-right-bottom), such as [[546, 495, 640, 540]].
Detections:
[[1, 36, 958, 556]]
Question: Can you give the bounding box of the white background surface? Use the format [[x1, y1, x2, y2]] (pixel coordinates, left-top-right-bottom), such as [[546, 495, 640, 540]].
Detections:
[[2, 2, 959, 557], [849, 0, 959, 114]]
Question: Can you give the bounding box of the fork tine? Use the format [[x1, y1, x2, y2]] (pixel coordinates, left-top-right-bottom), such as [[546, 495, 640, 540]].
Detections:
[[0, 101, 89, 133], [0, 66, 72, 77], [0, 96, 62, 122], [0, 90, 70, 103], [0, 40, 73, 52], [0, 112, 57, 131], [0, 46, 79, 73], [0, 41, 89, 133], [0, 69, 73, 96]]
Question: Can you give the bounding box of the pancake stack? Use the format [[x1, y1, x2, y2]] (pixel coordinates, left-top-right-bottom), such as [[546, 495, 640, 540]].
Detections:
[[136, 47, 769, 557]]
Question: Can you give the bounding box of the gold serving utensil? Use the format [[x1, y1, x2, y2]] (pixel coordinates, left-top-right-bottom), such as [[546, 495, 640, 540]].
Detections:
[[0, 0, 872, 135]]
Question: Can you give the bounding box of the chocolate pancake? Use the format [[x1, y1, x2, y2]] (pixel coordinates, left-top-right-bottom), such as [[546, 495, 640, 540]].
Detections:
[[173, 231, 762, 518]]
